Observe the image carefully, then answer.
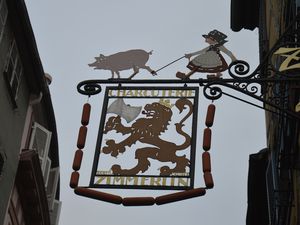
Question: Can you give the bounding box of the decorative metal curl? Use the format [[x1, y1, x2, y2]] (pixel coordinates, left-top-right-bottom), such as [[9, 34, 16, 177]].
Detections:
[[233, 82, 260, 95], [203, 84, 223, 100], [228, 60, 252, 79], [77, 81, 102, 96]]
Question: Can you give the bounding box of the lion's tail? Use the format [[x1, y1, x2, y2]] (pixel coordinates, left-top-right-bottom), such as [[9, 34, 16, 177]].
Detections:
[[174, 98, 193, 150], [175, 123, 191, 150]]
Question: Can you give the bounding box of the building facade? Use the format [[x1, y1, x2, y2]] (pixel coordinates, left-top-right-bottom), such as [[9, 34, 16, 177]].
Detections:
[[0, 0, 61, 225], [231, 0, 300, 224]]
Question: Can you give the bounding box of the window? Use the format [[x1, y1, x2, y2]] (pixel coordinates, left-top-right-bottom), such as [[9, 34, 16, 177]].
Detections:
[[3, 186, 26, 225], [3, 40, 23, 107], [44, 156, 52, 186], [46, 167, 60, 211], [50, 200, 62, 225], [29, 122, 52, 174], [0, 0, 8, 44]]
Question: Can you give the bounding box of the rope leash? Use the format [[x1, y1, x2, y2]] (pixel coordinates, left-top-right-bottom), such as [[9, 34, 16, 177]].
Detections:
[[154, 56, 186, 74]]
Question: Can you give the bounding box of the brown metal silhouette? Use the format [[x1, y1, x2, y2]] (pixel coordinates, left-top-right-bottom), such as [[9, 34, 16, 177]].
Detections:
[[102, 98, 193, 176], [88, 49, 157, 79]]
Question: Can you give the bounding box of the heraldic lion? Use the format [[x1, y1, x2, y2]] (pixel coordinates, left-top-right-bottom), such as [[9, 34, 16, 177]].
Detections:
[[102, 98, 193, 176]]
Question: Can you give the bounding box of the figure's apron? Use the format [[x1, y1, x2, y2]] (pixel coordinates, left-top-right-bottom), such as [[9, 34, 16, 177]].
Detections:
[[187, 49, 228, 73]]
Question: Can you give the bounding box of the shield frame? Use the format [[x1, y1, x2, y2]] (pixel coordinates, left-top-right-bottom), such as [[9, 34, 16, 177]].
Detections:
[[89, 86, 199, 190]]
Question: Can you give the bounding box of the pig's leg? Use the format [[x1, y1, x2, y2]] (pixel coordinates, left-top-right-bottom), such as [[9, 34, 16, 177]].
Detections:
[[110, 71, 120, 79], [110, 71, 115, 79], [128, 66, 139, 79], [140, 65, 157, 75]]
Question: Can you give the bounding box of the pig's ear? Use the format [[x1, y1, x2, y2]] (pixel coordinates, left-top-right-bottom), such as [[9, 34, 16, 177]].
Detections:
[[99, 54, 106, 59]]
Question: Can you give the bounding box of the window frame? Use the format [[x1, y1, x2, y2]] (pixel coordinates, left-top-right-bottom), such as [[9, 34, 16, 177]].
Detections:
[[29, 122, 52, 173], [50, 200, 62, 225], [3, 40, 23, 108], [46, 167, 60, 211], [43, 156, 52, 186], [3, 186, 26, 225], [0, 0, 8, 44]]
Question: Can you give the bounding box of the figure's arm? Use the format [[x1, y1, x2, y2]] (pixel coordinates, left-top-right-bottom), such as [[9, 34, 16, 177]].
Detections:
[[219, 45, 237, 61], [185, 47, 209, 59]]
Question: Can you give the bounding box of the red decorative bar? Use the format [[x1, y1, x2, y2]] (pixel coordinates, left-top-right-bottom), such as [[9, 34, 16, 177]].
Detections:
[[77, 126, 87, 149], [202, 128, 212, 151], [122, 197, 155, 206], [205, 104, 216, 127], [81, 103, 91, 126], [70, 171, 80, 189], [72, 149, 83, 171], [155, 188, 206, 205], [74, 187, 122, 205], [204, 172, 214, 189], [202, 152, 211, 172]]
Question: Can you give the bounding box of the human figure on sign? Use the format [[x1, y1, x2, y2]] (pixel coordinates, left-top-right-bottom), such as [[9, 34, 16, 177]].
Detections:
[[176, 30, 237, 79]]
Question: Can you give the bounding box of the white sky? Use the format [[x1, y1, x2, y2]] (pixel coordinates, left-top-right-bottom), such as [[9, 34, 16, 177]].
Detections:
[[25, 1, 266, 225]]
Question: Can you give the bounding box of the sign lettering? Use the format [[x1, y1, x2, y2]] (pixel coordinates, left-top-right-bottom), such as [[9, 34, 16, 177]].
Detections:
[[274, 47, 300, 71], [95, 176, 190, 187]]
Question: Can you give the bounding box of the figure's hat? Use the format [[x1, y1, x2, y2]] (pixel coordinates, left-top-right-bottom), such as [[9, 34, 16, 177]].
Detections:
[[203, 30, 228, 44]]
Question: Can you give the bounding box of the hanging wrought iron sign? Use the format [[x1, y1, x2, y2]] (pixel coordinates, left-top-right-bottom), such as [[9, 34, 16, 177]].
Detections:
[[71, 86, 213, 206], [71, 21, 300, 206], [90, 86, 199, 190]]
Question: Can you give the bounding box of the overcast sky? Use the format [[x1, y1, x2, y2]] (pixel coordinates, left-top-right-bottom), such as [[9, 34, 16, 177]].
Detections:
[[25, 1, 266, 225]]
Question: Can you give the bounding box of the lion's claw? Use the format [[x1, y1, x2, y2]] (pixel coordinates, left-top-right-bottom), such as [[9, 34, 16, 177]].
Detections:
[[101, 139, 126, 157]]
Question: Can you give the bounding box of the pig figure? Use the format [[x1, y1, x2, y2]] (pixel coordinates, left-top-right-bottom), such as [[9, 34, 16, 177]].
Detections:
[[88, 49, 157, 79]]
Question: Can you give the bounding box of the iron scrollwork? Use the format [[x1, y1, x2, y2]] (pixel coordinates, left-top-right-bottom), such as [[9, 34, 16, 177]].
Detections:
[[203, 60, 262, 101], [202, 14, 300, 119], [77, 80, 102, 96], [202, 60, 299, 119], [228, 60, 252, 79]]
